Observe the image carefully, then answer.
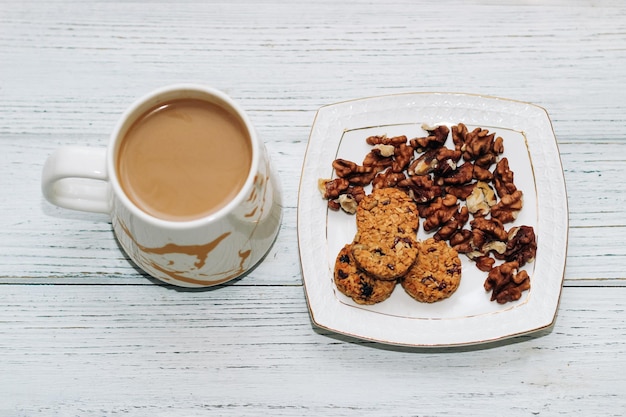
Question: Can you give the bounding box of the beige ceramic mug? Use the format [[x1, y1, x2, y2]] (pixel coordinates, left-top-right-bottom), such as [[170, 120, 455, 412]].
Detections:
[[42, 84, 282, 287]]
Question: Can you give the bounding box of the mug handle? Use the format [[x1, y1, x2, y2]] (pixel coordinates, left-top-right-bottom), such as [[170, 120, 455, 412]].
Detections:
[[41, 146, 111, 214]]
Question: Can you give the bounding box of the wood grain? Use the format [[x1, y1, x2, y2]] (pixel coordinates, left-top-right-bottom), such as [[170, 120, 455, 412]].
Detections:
[[1, 285, 625, 415], [1, 0, 625, 415]]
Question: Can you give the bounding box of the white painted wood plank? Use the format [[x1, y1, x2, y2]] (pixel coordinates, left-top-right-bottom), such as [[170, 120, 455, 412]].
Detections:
[[559, 142, 626, 226], [2, 1, 626, 131], [1, 1, 626, 415], [1, 0, 626, 282], [1, 285, 624, 416]]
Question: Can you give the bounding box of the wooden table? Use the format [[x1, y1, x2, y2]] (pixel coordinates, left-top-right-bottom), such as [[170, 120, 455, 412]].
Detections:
[[1, 1, 625, 415]]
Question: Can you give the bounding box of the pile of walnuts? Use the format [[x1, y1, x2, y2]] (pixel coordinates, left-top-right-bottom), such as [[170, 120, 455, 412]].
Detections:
[[319, 123, 537, 304]]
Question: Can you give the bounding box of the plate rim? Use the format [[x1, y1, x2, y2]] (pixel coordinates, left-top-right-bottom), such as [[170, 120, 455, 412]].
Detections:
[[297, 91, 568, 347]]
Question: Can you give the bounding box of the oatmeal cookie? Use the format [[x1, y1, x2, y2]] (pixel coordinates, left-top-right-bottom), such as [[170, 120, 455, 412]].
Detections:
[[401, 238, 462, 303], [333, 244, 397, 304], [355, 187, 419, 237], [351, 230, 418, 280]]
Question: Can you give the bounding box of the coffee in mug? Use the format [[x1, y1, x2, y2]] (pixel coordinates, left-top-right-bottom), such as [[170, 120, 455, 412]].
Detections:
[[42, 85, 282, 287], [117, 98, 253, 221]]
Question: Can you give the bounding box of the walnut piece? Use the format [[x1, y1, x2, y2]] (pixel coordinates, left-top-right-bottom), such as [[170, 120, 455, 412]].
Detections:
[[434, 205, 469, 241], [398, 175, 442, 204], [337, 194, 358, 214], [372, 168, 406, 190], [363, 148, 394, 171], [391, 143, 414, 173], [449, 229, 472, 253], [419, 195, 460, 232], [471, 217, 508, 250], [491, 189, 523, 223], [332, 159, 376, 186], [455, 125, 504, 168], [407, 147, 461, 177], [407, 149, 438, 176], [366, 134, 408, 147], [466, 181, 497, 217], [372, 143, 396, 157], [451, 123, 469, 152], [493, 157, 517, 198], [473, 255, 496, 272], [484, 261, 530, 304], [472, 164, 493, 182], [410, 124, 450, 151], [319, 178, 349, 199], [318, 178, 365, 213], [500, 225, 537, 266], [436, 161, 474, 186], [445, 183, 476, 200], [432, 147, 462, 178]]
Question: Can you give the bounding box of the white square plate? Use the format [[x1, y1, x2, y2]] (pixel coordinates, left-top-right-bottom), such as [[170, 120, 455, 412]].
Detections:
[[297, 93, 568, 347]]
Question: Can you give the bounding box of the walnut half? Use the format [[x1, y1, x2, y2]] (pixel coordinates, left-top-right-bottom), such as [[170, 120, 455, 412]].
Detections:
[[484, 261, 531, 304]]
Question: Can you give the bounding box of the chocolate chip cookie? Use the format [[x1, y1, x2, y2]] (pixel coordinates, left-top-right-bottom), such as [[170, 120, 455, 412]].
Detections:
[[355, 187, 419, 237], [350, 188, 420, 280], [401, 238, 462, 303], [351, 230, 418, 280], [333, 244, 397, 304]]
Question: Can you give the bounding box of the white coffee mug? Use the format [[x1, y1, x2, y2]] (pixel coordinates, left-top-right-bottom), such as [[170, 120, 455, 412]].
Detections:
[[42, 84, 282, 287]]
